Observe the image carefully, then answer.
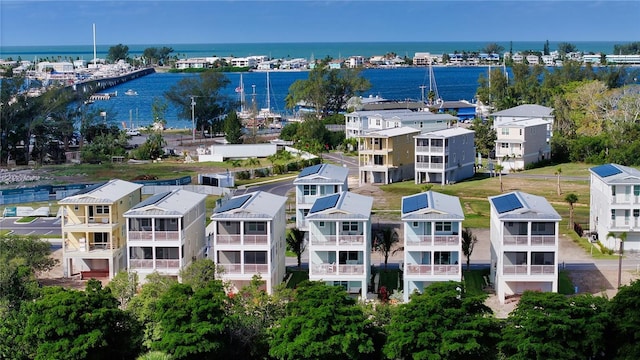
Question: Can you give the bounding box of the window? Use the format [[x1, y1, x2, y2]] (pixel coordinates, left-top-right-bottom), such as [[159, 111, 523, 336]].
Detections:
[[246, 222, 266, 233], [94, 232, 108, 244], [156, 247, 179, 259], [635, 185, 640, 196], [303, 185, 317, 196], [95, 205, 109, 214], [130, 246, 152, 259], [625, 210, 630, 225], [319, 221, 325, 227], [339, 251, 359, 264], [611, 209, 616, 221], [612, 186, 616, 196], [435, 222, 452, 232], [342, 221, 359, 232], [519, 129, 523, 136], [501, 143, 509, 149], [501, 128, 509, 135], [412, 221, 419, 227], [244, 251, 267, 264]]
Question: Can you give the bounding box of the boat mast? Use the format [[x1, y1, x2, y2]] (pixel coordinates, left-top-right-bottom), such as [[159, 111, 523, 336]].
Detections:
[[428, 60, 440, 103], [92, 23, 97, 68], [265, 70, 271, 112], [239, 73, 245, 113]]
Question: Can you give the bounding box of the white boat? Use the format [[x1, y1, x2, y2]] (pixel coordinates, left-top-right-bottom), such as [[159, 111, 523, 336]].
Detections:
[[125, 89, 138, 96]]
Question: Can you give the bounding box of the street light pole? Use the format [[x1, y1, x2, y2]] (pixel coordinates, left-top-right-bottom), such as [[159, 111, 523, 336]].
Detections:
[[190, 96, 196, 142]]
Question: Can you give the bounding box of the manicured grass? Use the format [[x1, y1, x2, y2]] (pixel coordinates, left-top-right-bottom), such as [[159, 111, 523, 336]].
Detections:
[[16, 216, 36, 223], [377, 268, 402, 292], [285, 268, 309, 289], [558, 270, 576, 295], [463, 268, 491, 296]]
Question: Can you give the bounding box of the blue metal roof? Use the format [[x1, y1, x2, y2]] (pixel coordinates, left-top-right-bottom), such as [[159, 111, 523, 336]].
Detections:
[[591, 164, 622, 178], [216, 194, 252, 213], [492, 193, 523, 214], [298, 164, 323, 178], [402, 193, 428, 214], [309, 193, 340, 214]]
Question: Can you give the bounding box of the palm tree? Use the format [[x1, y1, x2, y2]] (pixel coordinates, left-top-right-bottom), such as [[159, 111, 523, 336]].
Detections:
[[137, 351, 173, 360], [564, 193, 578, 229], [374, 226, 401, 270], [461, 227, 478, 271], [607, 231, 628, 288], [286, 227, 306, 269], [555, 167, 563, 195], [495, 163, 504, 192]]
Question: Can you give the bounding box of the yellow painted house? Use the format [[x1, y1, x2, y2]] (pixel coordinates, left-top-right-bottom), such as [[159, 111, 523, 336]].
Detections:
[[59, 179, 143, 280], [358, 126, 420, 184]]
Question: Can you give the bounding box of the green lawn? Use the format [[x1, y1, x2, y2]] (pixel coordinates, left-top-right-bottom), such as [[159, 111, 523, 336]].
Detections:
[[376, 268, 402, 293], [284, 268, 309, 289], [463, 268, 491, 296], [558, 270, 576, 295]]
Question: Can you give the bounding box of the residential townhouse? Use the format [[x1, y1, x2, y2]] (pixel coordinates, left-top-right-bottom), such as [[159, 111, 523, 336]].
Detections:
[[345, 109, 455, 139], [589, 163, 640, 251], [307, 191, 373, 299], [59, 179, 143, 280], [359, 126, 421, 185], [494, 118, 550, 171], [210, 191, 287, 294], [293, 163, 349, 231], [414, 127, 476, 185], [488, 191, 560, 304], [124, 189, 207, 283], [401, 191, 464, 302], [491, 104, 555, 143]]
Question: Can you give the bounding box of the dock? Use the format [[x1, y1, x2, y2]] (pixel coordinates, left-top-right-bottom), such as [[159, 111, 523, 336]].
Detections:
[[72, 67, 155, 99]]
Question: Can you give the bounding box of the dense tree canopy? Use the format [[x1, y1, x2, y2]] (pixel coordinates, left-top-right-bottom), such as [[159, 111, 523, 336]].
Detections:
[[107, 44, 130, 62], [384, 281, 500, 360], [285, 65, 370, 118], [269, 281, 375, 360], [164, 71, 234, 136]]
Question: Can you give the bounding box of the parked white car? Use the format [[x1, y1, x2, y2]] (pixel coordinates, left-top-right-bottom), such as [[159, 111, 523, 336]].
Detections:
[[126, 129, 141, 136]]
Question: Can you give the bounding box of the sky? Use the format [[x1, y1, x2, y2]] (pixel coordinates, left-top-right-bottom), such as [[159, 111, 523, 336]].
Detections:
[[1, 0, 639, 47]]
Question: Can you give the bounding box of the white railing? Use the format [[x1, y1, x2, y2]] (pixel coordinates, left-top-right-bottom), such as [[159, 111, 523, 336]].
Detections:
[[338, 264, 364, 275], [503, 235, 528, 246], [215, 234, 268, 245], [130, 259, 154, 269], [530, 265, 555, 274], [243, 235, 269, 245], [128, 230, 181, 241], [433, 235, 459, 246], [503, 265, 528, 275], [310, 235, 337, 245], [405, 235, 432, 246], [156, 259, 180, 269], [433, 265, 459, 275], [530, 235, 556, 246], [313, 263, 337, 275], [218, 263, 242, 273], [338, 235, 364, 245], [244, 264, 269, 273], [405, 264, 432, 275]]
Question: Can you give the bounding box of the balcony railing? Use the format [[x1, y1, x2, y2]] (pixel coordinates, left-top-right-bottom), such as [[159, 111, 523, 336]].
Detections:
[[531, 235, 556, 246], [405, 264, 433, 275], [337, 264, 364, 275], [218, 263, 242, 273], [530, 265, 556, 274], [433, 235, 459, 246], [503, 265, 529, 275], [310, 234, 365, 246], [405, 235, 433, 246], [243, 264, 269, 273], [156, 259, 180, 269], [503, 235, 529, 246], [433, 265, 459, 275], [64, 215, 112, 226], [215, 234, 268, 245], [313, 263, 337, 275], [128, 230, 181, 241], [130, 259, 154, 269], [64, 241, 114, 252]]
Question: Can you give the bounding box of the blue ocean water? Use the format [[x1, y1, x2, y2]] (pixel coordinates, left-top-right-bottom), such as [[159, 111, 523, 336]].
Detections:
[[87, 66, 491, 129]]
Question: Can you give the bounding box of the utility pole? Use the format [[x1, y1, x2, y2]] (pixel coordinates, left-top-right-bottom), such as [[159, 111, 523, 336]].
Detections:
[[190, 96, 196, 142]]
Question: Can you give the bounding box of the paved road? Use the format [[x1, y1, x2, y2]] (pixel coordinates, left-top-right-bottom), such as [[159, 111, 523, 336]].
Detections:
[[0, 217, 61, 237]]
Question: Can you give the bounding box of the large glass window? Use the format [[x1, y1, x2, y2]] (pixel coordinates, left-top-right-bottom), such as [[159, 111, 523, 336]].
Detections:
[[130, 246, 152, 259], [244, 251, 267, 264], [95, 205, 110, 214], [342, 221, 358, 232], [156, 247, 179, 259], [303, 185, 317, 196], [246, 222, 266, 233], [157, 218, 179, 231], [339, 251, 359, 264], [94, 232, 109, 244], [435, 222, 452, 232]]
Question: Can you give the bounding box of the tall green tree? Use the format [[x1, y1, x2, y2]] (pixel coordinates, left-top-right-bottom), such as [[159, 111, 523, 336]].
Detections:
[[285, 65, 371, 118], [384, 281, 500, 359], [609, 280, 640, 358], [164, 71, 233, 137], [17, 280, 142, 360], [223, 109, 243, 144], [500, 291, 609, 360], [133, 132, 166, 160], [151, 281, 231, 359], [373, 226, 401, 270], [565, 193, 578, 230], [269, 281, 375, 359], [107, 270, 139, 309], [179, 259, 223, 291], [107, 44, 130, 62], [461, 227, 478, 270], [285, 227, 306, 269], [470, 118, 496, 158], [151, 97, 168, 129]]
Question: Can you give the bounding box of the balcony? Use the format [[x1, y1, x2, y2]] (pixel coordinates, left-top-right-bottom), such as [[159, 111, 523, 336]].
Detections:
[[531, 235, 556, 246], [503, 265, 528, 275], [156, 259, 180, 269], [415, 145, 444, 153], [406, 235, 459, 246], [503, 235, 556, 246], [503, 235, 528, 246], [313, 263, 337, 275], [405, 264, 432, 275], [128, 230, 182, 242], [310, 234, 365, 246], [129, 259, 180, 270], [337, 264, 364, 275], [415, 162, 444, 170], [433, 265, 459, 275], [130, 259, 153, 269], [217, 263, 268, 274], [63, 215, 112, 227], [64, 241, 115, 252], [530, 265, 556, 274], [215, 234, 268, 245]]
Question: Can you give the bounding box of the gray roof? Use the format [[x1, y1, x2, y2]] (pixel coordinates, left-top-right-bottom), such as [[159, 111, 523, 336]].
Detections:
[[124, 189, 206, 217], [401, 191, 465, 221], [489, 191, 561, 221], [415, 126, 474, 138], [590, 163, 640, 184], [306, 191, 373, 220], [293, 163, 349, 185], [211, 190, 286, 220], [490, 104, 554, 118], [361, 126, 421, 138], [497, 118, 549, 127], [58, 179, 142, 205]]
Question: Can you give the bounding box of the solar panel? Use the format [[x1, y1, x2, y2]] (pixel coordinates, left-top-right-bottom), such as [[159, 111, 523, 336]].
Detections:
[[402, 193, 428, 214], [591, 164, 622, 178], [70, 181, 106, 196], [298, 164, 323, 178], [492, 193, 523, 214], [131, 191, 172, 210], [309, 193, 340, 214], [216, 194, 252, 213]]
